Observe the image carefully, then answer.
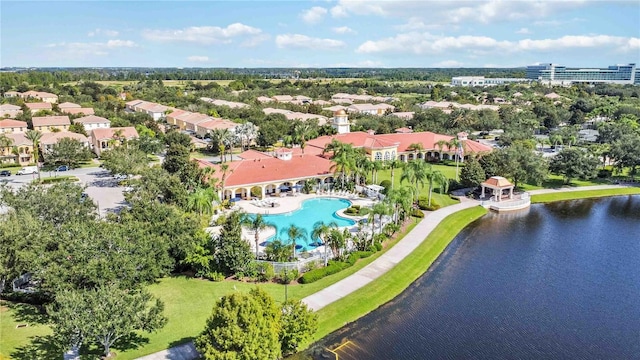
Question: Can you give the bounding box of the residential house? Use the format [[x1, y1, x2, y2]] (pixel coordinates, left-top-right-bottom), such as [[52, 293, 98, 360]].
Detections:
[[195, 118, 237, 138], [126, 100, 171, 120], [32, 116, 71, 133], [262, 108, 292, 116], [256, 96, 274, 103], [73, 115, 111, 131], [391, 112, 415, 120], [0, 104, 23, 118], [21, 91, 58, 103], [58, 102, 81, 110], [175, 112, 211, 132], [284, 112, 328, 125], [322, 105, 347, 112], [90, 127, 139, 157], [3, 91, 21, 98], [272, 95, 294, 103], [25, 102, 53, 113], [200, 97, 249, 109], [0, 119, 28, 133], [313, 100, 333, 106], [166, 109, 190, 127], [347, 103, 395, 116], [62, 108, 95, 116], [40, 132, 90, 154], [1, 133, 33, 165]]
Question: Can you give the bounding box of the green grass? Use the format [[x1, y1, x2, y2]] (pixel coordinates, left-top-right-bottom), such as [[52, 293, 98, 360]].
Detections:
[[77, 160, 100, 169], [0, 221, 418, 360], [518, 174, 610, 191], [531, 187, 640, 203], [308, 206, 488, 345], [373, 163, 460, 207], [0, 302, 53, 359], [35, 175, 79, 184]]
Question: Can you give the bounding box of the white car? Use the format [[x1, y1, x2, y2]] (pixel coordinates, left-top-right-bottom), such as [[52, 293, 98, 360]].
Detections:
[[114, 174, 127, 180]]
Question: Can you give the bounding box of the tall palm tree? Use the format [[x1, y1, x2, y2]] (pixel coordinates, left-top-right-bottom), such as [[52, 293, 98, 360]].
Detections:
[[368, 202, 391, 244], [386, 159, 403, 190], [447, 138, 463, 181], [329, 144, 355, 189], [386, 186, 414, 225], [0, 134, 12, 163], [242, 214, 268, 259], [25, 130, 42, 180], [311, 221, 338, 266], [400, 160, 427, 202], [435, 139, 449, 161], [407, 142, 424, 161], [371, 160, 384, 185], [294, 122, 313, 155], [425, 164, 450, 207], [283, 224, 308, 259], [326, 228, 348, 261], [219, 163, 230, 200], [186, 187, 216, 216]]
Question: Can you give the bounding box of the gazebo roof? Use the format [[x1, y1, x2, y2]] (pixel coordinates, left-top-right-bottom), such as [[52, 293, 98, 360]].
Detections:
[[481, 176, 513, 188]]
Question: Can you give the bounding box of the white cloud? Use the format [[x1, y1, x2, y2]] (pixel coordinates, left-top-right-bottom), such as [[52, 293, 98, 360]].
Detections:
[[533, 17, 585, 27], [516, 27, 531, 34], [275, 34, 346, 50], [301, 6, 327, 24], [187, 56, 210, 63], [142, 23, 262, 44], [87, 28, 119, 37], [330, 0, 588, 26], [433, 60, 465, 67], [44, 39, 137, 57], [357, 32, 639, 55], [332, 26, 355, 34]]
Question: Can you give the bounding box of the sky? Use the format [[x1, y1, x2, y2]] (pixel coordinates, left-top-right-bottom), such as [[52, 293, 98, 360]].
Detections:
[[1, 0, 639, 68]]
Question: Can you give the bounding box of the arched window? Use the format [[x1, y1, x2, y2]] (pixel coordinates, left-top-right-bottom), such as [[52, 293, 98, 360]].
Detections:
[[375, 152, 382, 161], [384, 151, 390, 160], [392, 151, 396, 160]]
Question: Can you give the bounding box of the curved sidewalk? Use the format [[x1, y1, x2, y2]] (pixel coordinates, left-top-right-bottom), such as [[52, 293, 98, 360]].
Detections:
[[302, 199, 480, 311]]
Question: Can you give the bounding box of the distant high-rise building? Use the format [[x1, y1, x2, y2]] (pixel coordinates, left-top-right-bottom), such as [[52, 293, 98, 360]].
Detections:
[[526, 63, 638, 85]]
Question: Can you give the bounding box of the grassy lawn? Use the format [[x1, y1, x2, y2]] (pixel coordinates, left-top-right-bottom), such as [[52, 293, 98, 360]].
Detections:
[[308, 206, 488, 346], [77, 160, 100, 169], [531, 187, 640, 203], [372, 163, 461, 207], [519, 174, 611, 191], [0, 302, 53, 359], [0, 220, 418, 360]]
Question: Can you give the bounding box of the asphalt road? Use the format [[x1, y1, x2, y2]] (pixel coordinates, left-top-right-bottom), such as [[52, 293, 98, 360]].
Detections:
[[3, 167, 126, 217]]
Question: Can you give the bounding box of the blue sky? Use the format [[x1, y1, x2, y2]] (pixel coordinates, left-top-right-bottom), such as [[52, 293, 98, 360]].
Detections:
[[1, 0, 639, 68]]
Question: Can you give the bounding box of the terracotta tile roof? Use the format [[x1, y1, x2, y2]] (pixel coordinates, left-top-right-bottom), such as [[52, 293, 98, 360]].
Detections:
[[58, 102, 81, 109], [197, 119, 237, 130], [272, 95, 293, 102], [126, 99, 144, 107], [136, 102, 170, 113], [263, 108, 292, 115], [32, 116, 70, 127], [0, 104, 21, 111], [25, 102, 53, 110], [74, 115, 110, 124], [238, 149, 273, 160], [204, 154, 333, 187], [63, 108, 95, 115], [482, 176, 513, 188], [392, 112, 415, 120], [256, 96, 274, 103], [91, 127, 139, 140], [40, 131, 89, 145], [6, 133, 31, 146], [180, 113, 211, 125], [0, 119, 28, 128], [313, 100, 332, 106]]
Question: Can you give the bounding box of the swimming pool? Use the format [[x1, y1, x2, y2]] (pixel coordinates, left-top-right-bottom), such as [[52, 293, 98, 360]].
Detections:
[[259, 198, 355, 251]]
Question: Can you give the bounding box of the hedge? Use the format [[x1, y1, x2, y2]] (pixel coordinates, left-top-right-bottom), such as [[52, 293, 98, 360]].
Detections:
[[298, 251, 375, 284]]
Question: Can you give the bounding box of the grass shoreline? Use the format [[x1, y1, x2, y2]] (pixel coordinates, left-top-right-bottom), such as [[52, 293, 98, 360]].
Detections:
[[531, 187, 640, 203]]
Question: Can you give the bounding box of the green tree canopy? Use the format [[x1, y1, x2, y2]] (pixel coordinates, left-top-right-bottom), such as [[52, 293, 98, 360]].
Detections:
[[549, 147, 600, 184]]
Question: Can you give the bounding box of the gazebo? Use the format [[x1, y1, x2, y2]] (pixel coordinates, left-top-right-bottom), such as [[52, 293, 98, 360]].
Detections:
[[481, 176, 514, 202]]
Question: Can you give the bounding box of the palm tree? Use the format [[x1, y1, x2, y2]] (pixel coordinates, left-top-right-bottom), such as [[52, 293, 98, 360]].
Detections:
[[447, 138, 463, 181], [326, 228, 348, 261], [386, 159, 403, 190], [235, 122, 257, 151], [425, 164, 450, 207], [0, 134, 12, 163], [435, 140, 449, 161], [25, 130, 42, 181], [387, 186, 414, 225], [294, 122, 313, 155], [283, 224, 308, 259], [368, 202, 391, 244], [186, 187, 216, 216], [371, 160, 384, 185], [219, 163, 230, 200], [400, 160, 427, 203], [242, 214, 268, 259], [211, 128, 234, 162], [407, 142, 424, 161], [311, 221, 338, 266], [329, 143, 355, 189]]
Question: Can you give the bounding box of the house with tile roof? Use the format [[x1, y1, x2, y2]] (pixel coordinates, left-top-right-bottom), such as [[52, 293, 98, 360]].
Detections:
[[125, 100, 172, 120], [40, 132, 90, 154], [195, 119, 238, 138], [200, 97, 249, 109], [347, 103, 396, 116], [25, 102, 53, 113], [0, 119, 28, 134], [1, 133, 34, 165], [0, 104, 23, 119], [73, 115, 111, 131], [21, 91, 58, 103], [90, 127, 139, 156], [62, 107, 95, 116], [58, 102, 81, 109], [32, 116, 71, 133]]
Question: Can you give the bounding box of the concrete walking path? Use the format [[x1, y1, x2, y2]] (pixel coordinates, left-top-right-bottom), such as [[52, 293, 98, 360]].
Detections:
[[301, 198, 480, 311]]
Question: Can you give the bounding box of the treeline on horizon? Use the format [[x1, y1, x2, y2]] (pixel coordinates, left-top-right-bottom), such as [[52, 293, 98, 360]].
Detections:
[[0, 67, 526, 86]]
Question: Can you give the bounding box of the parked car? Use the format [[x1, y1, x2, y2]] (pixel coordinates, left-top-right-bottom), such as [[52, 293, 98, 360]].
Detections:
[[16, 166, 38, 175], [56, 165, 69, 172], [0, 170, 11, 177], [114, 174, 127, 180]]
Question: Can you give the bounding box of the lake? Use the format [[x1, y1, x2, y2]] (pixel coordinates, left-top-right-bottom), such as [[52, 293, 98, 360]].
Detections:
[[303, 196, 640, 360]]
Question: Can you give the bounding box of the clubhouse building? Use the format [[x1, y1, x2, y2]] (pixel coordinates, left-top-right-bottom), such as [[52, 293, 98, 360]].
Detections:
[[200, 111, 492, 200]]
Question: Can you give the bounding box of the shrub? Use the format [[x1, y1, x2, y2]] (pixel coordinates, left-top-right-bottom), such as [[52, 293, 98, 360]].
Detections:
[[37, 176, 78, 184], [358, 207, 370, 216], [344, 207, 358, 215], [257, 262, 275, 282], [597, 169, 612, 178], [299, 261, 350, 284], [205, 271, 225, 282], [411, 209, 425, 218], [352, 205, 361, 210], [277, 268, 299, 284], [418, 197, 441, 211], [379, 180, 392, 195]]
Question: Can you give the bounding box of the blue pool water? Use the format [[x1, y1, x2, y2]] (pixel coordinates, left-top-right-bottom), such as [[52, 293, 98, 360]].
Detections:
[[259, 198, 355, 251]]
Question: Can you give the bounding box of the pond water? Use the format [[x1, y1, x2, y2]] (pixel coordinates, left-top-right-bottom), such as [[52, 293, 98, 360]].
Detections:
[[302, 195, 640, 360]]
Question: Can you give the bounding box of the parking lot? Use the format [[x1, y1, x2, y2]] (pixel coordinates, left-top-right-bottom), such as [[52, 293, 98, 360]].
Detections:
[[3, 167, 127, 217]]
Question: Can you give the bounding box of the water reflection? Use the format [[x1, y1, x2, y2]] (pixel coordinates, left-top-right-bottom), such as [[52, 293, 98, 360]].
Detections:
[[299, 196, 640, 360]]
